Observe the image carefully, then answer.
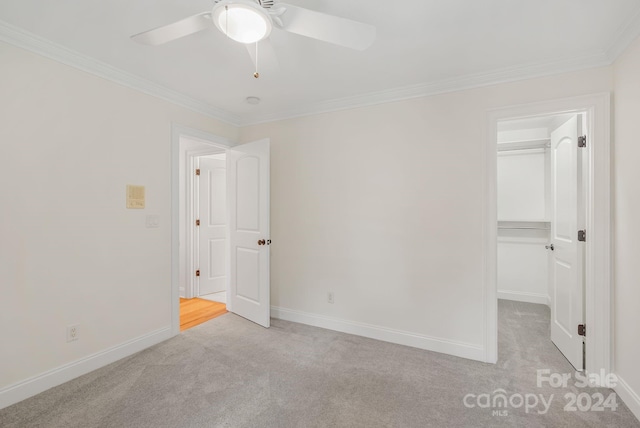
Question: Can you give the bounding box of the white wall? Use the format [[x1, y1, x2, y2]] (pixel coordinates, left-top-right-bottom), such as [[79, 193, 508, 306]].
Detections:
[[497, 232, 549, 303], [496, 129, 550, 304], [240, 66, 613, 360], [612, 34, 640, 419], [497, 149, 547, 221], [0, 41, 237, 403], [4, 29, 640, 417]]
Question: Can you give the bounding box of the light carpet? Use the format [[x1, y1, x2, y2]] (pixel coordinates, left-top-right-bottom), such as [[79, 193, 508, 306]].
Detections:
[[0, 301, 638, 427]]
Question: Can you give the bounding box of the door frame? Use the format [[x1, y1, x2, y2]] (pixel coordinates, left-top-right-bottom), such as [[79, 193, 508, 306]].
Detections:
[[171, 124, 234, 336], [484, 93, 611, 380]]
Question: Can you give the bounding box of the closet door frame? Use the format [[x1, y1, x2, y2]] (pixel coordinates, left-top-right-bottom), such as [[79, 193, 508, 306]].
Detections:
[[484, 93, 611, 381]]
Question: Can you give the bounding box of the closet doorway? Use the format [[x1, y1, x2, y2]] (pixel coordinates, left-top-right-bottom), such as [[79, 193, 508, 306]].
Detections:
[[486, 94, 611, 379], [496, 112, 587, 370]]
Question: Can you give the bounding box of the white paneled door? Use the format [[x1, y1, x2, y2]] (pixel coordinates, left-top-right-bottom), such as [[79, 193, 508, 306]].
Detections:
[[549, 115, 585, 370], [198, 157, 227, 296], [227, 139, 270, 328]]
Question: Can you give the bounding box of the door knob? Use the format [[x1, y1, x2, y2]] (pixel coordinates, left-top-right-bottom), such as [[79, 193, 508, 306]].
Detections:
[[545, 244, 554, 251], [258, 239, 266, 246]]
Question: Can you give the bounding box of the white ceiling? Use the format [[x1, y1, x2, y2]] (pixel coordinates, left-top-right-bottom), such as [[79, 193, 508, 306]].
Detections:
[[1, 0, 639, 125]]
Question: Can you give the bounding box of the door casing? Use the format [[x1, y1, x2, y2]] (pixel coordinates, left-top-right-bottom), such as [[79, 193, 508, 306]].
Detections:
[[485, 93, 611, 381]]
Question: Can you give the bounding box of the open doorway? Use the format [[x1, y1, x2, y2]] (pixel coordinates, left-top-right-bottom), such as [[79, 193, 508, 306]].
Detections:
[[178, 135, 227, 300], [177, 135, 230, 331], [171, 125, 273, 335], [485, 93, 612, 381], [496, 112, 586, 370]]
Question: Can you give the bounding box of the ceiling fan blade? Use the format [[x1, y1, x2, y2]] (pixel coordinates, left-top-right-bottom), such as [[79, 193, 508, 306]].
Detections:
[[276, 4, 375, 51], [245, 38, 280, 74], [131, 12, 212, 46]]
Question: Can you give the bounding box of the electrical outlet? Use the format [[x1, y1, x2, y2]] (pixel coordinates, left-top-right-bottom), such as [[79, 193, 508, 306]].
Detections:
[[67, 325, 80, 342], [327, 292, 334, 304]]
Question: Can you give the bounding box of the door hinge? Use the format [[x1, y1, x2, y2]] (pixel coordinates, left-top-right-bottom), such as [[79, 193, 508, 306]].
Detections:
[[195, 269, 200, 277], [578, 230, 586, 242], [578, 324, 586, 336], [578, 135, 587, 148], [195, 168, 200, 176], [196, 219, 200, 226]]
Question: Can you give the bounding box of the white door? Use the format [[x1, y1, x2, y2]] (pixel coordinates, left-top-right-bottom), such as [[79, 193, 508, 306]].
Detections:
[[198, 156, 227, 296], [549, 115, 585, 370], [227, 139, 270, 327]]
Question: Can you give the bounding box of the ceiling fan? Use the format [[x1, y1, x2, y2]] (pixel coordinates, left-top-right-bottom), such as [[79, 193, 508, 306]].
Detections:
[[131, 0, 376, 77]]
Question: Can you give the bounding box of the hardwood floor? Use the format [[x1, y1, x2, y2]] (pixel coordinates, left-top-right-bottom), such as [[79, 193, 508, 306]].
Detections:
[[180, 298, 227, 331]]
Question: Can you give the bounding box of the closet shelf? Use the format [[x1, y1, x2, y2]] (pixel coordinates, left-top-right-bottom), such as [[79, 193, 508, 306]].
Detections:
[[497, 138, 550, 152], [498, 221, 550, 230]]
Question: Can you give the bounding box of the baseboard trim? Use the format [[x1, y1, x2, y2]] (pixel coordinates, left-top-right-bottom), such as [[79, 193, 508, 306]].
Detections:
[[271, 306, 484, 362], [498, 290, 550, 306], [615, 374, 640, 422], [0, 327, 173, 410]]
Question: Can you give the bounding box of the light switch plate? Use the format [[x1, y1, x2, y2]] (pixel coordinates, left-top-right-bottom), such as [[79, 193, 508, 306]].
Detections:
[[145, 215, 160, 228]]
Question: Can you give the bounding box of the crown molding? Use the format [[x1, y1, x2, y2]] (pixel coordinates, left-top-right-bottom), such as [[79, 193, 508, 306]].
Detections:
[[0, 20, 241, 127], [604, 6, 640, 62], [241, 7, 640, 127], [3, 8, 639, 130], [239, 50, 613, 126]]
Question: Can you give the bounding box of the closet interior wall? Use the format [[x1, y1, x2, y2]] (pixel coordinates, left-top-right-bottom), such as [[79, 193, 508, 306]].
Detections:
[[497, 125, 551, 305]]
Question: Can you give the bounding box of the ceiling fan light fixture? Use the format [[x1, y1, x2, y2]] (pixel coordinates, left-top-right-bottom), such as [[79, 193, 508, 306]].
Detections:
[[212, 1, 272, 44]]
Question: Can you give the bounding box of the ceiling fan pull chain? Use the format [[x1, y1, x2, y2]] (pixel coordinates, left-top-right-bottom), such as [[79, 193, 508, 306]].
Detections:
[[225, 5, 229, 38], [254, 42, 260, 78]]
